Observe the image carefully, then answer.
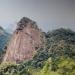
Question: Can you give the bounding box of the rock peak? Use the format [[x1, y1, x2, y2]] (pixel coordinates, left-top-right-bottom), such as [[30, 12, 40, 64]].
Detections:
[[19, 17, 32, 24], [16, 17, 38, 31], [3, 17, 43, 63]]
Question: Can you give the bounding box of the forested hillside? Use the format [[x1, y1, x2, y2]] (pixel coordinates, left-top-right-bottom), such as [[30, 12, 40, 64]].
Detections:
[[0, 28, 75, 75], [0, 26, 11, 63]]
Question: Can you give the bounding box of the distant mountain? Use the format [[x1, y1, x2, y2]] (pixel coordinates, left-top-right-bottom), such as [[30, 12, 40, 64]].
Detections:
[[0, 26, 11, 62], [0, 26, 11, 50]]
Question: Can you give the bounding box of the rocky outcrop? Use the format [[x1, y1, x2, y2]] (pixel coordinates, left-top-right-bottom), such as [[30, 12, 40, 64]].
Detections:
[[3, 17, 43, 63]]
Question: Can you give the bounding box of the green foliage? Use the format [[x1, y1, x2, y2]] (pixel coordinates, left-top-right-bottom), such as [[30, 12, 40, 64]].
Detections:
[[57, 57, 75, 75], [0, 57, 75, 75], [35, 57, 75, 75], [0, 28, 75, 75], [0, 62, 32, 75], [0, 62, 19, 75], [0, 27, 11, 63], [31, 48, 50, 68]]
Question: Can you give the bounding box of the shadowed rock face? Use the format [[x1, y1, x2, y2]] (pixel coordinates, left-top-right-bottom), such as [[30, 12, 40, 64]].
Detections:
[[3, 17, 43, 63]]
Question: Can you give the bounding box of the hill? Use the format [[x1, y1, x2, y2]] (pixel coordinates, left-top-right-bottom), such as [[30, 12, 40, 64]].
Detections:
[[0, 28, 75, 75], [0, 26, 11, 63], [0, 17, 75, 75], [46, 28, 75, 58]]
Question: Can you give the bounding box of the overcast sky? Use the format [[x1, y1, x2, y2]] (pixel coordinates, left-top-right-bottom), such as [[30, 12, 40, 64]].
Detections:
[[0, 0, 75, 33]]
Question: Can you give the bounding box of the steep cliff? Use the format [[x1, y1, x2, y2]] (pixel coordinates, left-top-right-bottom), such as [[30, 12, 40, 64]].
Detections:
[[3, 17, 43, 63]]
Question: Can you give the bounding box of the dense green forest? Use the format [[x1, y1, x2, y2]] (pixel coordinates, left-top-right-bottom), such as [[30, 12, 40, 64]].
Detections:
[[0, 28, 75, 75]]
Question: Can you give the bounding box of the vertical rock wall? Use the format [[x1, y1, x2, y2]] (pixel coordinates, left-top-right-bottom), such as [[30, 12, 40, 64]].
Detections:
[[3, 17, 43, 63]]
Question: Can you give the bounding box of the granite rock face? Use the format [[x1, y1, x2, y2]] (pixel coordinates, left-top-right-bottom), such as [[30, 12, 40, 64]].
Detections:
[[3, 17, 43, 63]]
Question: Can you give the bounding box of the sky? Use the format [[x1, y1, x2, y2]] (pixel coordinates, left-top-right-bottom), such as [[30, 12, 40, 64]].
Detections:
[[0, 0, 75, 33]]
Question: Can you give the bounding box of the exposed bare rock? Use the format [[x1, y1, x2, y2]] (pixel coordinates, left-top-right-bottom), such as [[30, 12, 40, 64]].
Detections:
[[3, 17, 43, 63]]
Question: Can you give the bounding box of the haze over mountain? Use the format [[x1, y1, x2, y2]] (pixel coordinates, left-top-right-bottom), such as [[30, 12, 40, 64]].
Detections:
[[0, 0, 75, 33]]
